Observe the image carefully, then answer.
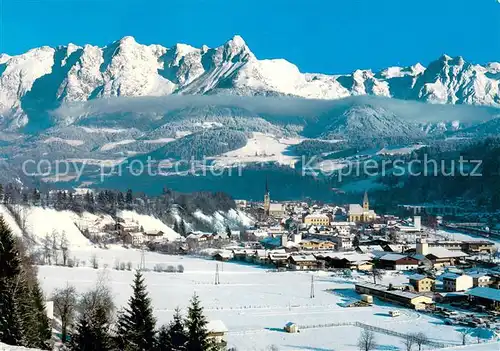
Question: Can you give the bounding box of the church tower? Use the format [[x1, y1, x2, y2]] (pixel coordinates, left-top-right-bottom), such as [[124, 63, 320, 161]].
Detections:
[[263, 178, 270, 215], [363, 191, 369, 211]]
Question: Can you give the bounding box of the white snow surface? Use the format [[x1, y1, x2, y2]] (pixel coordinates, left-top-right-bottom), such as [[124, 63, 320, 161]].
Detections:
[[36, 248, 500, 351], [212, 132, 302, 167], [100, 139, 136, 151]]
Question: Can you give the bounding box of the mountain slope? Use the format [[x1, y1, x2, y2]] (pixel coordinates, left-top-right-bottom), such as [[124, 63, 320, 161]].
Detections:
[[1, 36, 500, 130]]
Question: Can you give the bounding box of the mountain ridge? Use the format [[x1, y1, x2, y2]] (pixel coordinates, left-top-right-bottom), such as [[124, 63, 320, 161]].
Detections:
[[1, 35, 500, 130]]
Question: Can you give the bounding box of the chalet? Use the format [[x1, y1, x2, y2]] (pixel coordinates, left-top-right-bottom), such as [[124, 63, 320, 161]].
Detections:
[[124, 232, 145, 246], [378, 254, 420, 271], [355, 282, 433, 309], [315, 252, 373, 271], [300, 239, 336, 251], [408, 274, 435, 292], [268, 251, 290, 267], [143, 230, 165, 243], [214, 252, 233, 262], [116, 221, 141, 234], [207, 320, 228, 345], [288, 254, 318, 270]]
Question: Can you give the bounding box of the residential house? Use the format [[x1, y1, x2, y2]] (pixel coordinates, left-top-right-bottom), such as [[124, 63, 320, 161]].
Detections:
[[415, 239, 468, 267], [288, 255, 318, 270], [470, 273, 491, 288], [304, 213, 330, 226], [214, 252, 233, 262], [408, 274, 435, 292], [378, 254, 420, 271], [331, 235, 353, 251], [300, 239, 336, 251], [124, 232, 145, 246], [441, 273, 473, 292]]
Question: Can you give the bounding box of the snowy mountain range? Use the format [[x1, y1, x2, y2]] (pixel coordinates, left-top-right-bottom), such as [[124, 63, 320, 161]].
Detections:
[[1, 35, 500, 198], [1, 35, 500, 130]]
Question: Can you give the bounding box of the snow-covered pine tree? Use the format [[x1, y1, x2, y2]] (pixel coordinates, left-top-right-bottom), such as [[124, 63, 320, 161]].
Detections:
[[179, 220, 187, 237], [0, 216, 25, 346], [185, 293, 214, 351], [115, 271, 156, 350], [31, 281, 52, 349], [71, 304, 113, 351], [157, 307, 188, 351]]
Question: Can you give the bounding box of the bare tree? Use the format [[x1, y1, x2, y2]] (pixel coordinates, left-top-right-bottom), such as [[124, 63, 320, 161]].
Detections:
[[126, 261, 132, 271], [52, 284, 78, 344], [358, 329, 377, 351], [78, 270, 115, 320], [372, 268, 383, 284], [60, 231, 69, 266], [459, 328, 471, 345], [51, 230, 60, 265], [267, 345, 279, 351], [413, 332, 428, 351], [476, 328, 482, 344], [90, 254, 99, 269], [42, 234, 52, 265], [402, 334, 416, 351]]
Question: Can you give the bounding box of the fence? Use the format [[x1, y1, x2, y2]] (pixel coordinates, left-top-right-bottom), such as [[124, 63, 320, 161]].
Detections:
[[297, 321, 451, 349]]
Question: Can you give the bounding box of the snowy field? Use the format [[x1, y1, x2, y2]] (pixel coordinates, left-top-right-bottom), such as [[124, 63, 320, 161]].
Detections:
[[36, 248, 498, 351]]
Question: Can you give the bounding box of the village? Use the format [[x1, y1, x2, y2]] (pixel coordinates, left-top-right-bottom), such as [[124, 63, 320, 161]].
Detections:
[[80, 183, 500, 344]]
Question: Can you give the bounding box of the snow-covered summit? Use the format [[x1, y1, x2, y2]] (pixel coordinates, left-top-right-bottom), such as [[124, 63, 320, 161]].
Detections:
[[1, 35, 500, 129]]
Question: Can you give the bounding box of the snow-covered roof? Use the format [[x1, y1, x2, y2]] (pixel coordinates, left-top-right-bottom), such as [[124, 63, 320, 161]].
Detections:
[[207, 320, 228, 333], [290, 254, 316, 262], [467, 287, 500, 302], [408, 274, 432, 281], [269, 203, 285, 211], [348, 204, 364, 215], [379, 253, 409, 261], [427, 247, 468, 259]]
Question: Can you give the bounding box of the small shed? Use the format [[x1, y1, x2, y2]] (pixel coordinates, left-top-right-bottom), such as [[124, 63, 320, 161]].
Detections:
[[284, 322, 299, 333]]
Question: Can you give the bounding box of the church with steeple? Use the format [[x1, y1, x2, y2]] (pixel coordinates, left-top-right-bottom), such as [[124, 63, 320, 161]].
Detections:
[[263, 178, 271, 215], [348, 191, 377, 222]]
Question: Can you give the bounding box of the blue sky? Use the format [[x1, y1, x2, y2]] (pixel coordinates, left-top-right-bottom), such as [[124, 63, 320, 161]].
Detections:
[[1, 0, 499, 74]]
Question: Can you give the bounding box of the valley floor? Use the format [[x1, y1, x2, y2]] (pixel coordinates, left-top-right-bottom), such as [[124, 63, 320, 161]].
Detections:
[[36, 247, 498, 351]]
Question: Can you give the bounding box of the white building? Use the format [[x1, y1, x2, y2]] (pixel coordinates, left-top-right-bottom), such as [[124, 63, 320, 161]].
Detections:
[[441, 273, 473, 292], [332, 235, 353, 251]]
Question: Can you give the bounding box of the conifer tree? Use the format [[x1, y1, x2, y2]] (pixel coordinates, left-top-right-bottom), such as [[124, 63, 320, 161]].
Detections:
[[0, 216, 25, 346], [116, 271, 156, 350], [31, 281, 52, 349], [71, 304, 112, 351], [157, 307, 188, 351], [179, 220, 187, 237], [185, 293, 213, 351]]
